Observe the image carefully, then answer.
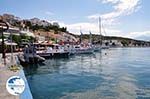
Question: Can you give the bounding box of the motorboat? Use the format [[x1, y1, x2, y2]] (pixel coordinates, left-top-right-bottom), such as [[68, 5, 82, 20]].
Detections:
[[36, 44, 70, 58], [70, 44, 94, 54]]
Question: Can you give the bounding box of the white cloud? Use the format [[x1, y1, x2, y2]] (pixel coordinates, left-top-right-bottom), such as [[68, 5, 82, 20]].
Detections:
[[88, 0, 141, 20], [59, 21, 121, 36], [59, 21, 150, 39], [124, 31, 150, 40], [87, 0, 144, 40], [87, 0, 141, 31], [59, 22, 98, 34], [45, 11, 54, 16], [114, 0, 141, 15], [59, 20, 150, 41], [46, 0, 149, 40]]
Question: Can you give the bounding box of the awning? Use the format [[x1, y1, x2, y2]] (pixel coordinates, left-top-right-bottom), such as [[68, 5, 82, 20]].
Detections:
[[0, 39, 17, 45], [5, 42, 17, 45]]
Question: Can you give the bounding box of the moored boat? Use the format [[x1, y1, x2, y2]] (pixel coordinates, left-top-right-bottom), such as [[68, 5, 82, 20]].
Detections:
[[93, 45, 101, 52], [101, 45, 109, 49], [36, 44, 70, 58], [70, 44, 94, 54], [18, 44, 45, 65]]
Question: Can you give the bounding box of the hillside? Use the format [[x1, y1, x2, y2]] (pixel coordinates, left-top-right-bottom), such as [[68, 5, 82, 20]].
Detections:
[[1, 13, 150, 47], [0, 13, 67, 33], [76, 34, 150, 47]]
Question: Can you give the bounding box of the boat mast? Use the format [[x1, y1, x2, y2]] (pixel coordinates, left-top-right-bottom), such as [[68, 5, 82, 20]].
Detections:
[[89, 31, 92, 44], [102, 24, 106, 43], [80, 26, 82, 44], [99, 17, 102, 45]]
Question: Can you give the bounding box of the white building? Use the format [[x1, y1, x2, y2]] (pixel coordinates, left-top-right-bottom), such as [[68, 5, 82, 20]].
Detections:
[[2, 27, 35, 38]]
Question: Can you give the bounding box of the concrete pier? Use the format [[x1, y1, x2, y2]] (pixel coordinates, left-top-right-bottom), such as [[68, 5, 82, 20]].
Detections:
[[0, 54, 33, 99]]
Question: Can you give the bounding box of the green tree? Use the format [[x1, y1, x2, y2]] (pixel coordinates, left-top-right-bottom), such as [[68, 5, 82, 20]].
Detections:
[[59, 27, 67, 32], [12, 35, 21, 44]]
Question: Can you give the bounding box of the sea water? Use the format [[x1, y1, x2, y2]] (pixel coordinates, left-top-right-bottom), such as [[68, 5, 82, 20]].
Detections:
[[24, 48, 150, 99]]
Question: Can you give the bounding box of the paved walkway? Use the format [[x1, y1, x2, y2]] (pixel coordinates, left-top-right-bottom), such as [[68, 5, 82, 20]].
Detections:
[[0, 68, 19, 99], [0, 54, 20, 99]]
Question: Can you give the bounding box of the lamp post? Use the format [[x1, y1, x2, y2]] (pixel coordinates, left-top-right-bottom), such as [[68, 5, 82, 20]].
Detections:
[[0, 18, 9, 65]]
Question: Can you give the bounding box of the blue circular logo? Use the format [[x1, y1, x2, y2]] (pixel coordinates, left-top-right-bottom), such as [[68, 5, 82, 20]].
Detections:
[[6, 76, 25, 95]]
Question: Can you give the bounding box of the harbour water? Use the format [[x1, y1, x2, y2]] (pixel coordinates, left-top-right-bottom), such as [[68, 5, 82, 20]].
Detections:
[[24, 48, 150, 99]]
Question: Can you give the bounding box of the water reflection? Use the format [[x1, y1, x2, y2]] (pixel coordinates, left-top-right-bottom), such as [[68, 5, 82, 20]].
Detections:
[[24, 48, 150, 99]]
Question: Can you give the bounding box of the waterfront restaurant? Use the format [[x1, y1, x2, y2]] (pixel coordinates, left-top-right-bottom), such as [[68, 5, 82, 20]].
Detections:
[[0, 27, 35, 52], [0, 39, 18, 52], [0, 27, 19, 52]]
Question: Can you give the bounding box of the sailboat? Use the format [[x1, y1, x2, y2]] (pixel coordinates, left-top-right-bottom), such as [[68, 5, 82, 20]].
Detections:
[[70, 29, 93, 54], [101, 18, 109, 49], [93, 17, 102, 52], [101, 24, 109, 49]]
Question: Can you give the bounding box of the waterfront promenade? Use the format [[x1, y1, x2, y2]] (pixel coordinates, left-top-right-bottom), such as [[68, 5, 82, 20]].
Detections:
[[0, 67, 19, 99], [0, 54, 33, 99], [0, 54, 19, 99]]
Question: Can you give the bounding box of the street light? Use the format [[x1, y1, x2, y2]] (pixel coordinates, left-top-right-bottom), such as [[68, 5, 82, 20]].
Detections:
[[0, 18, 9, 65]]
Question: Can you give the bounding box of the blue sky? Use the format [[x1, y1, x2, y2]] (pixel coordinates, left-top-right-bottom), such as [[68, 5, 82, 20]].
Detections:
[[0, 0, 150, 41]]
